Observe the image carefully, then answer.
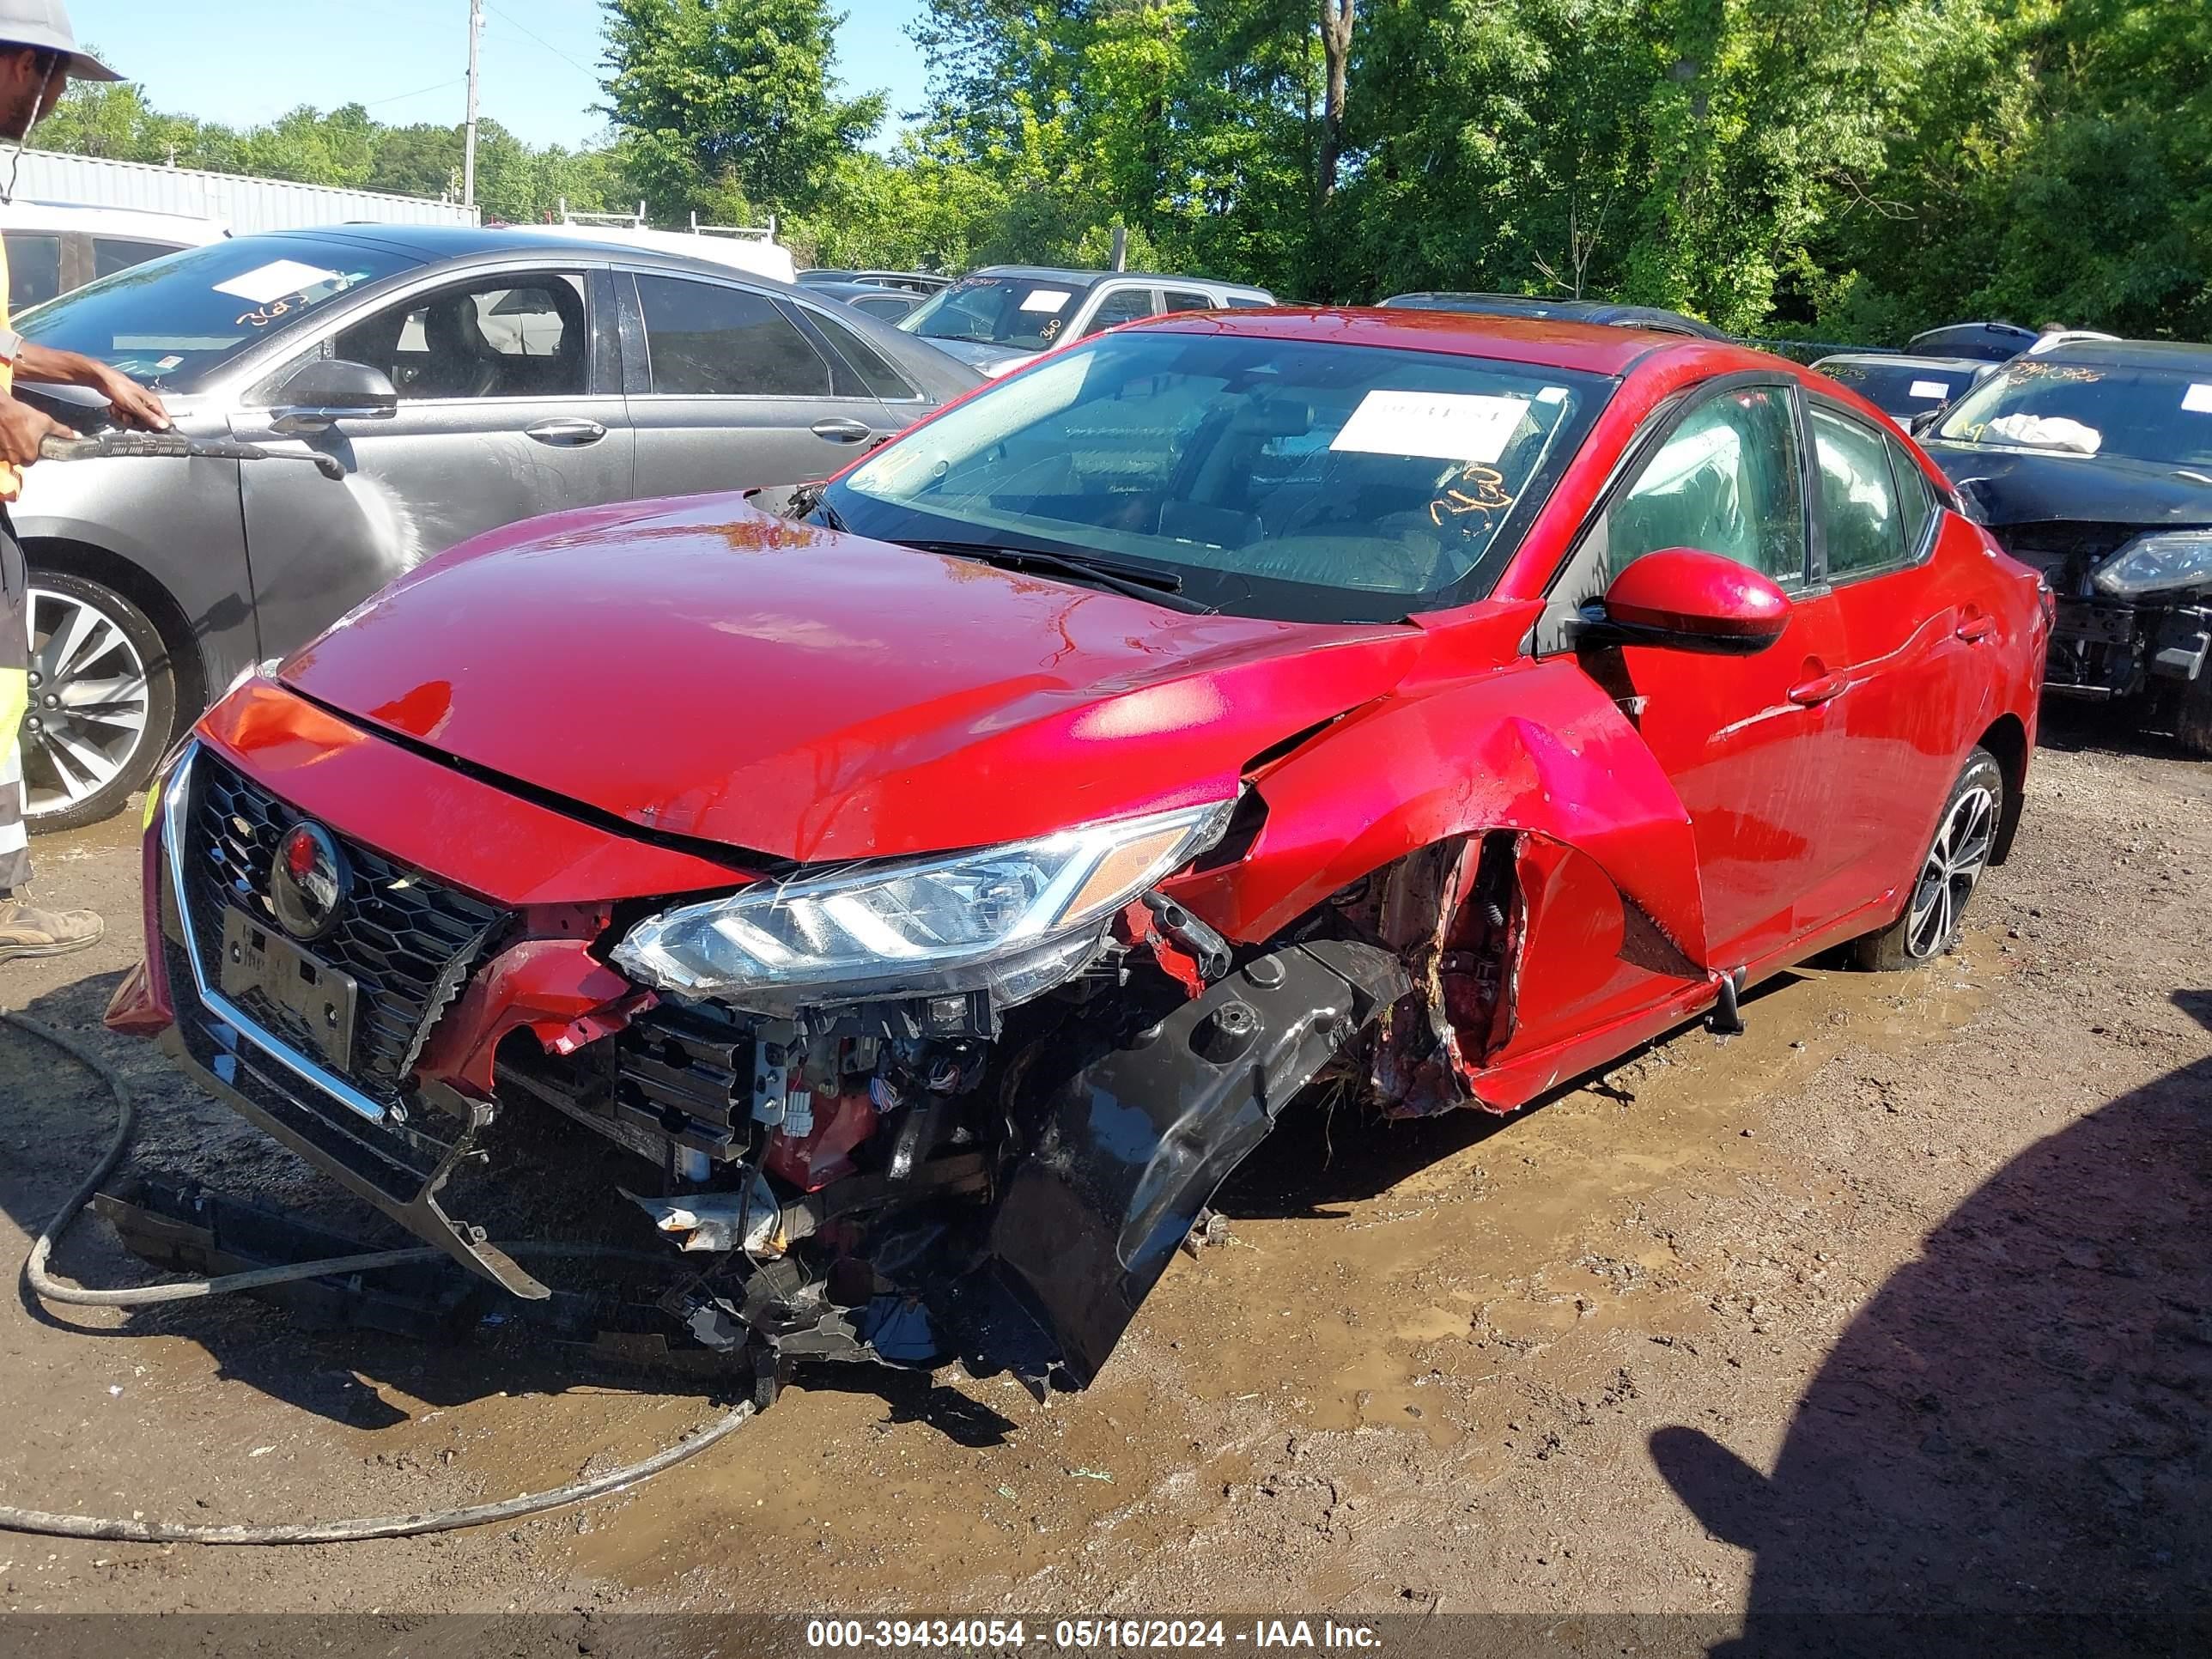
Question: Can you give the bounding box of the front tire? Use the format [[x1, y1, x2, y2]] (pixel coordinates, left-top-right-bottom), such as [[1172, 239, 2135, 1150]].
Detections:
[[1850, 747, 2003, 971], [20, 571, 176, 834], [2171, 672, 2212, 759]]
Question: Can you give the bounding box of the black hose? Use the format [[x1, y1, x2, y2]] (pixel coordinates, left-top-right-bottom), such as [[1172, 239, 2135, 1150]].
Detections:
[[0, 1008, 755, 1544]]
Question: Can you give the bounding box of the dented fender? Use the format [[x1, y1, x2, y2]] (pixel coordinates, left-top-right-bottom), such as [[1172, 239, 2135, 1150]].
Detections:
[[1167, 657, 1711, 969], [989, 940, 1410, 1385]]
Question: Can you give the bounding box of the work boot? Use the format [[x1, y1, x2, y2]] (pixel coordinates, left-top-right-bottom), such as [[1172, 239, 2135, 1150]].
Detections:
[[0, 896, 105, 963]]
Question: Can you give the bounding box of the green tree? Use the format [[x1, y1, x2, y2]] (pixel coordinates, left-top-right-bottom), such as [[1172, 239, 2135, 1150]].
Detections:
[[599, 0, 886, 223]]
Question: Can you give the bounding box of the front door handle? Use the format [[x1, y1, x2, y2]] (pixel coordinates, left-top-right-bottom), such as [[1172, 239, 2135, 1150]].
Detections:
[[811, 417, 875, 444], [525, 417, 607, 446], [1787, 669, 1848, 707], [1955, 613, 1997, 642]]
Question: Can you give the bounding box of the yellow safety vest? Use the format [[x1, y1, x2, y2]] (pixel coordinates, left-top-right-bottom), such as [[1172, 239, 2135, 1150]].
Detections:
[[0, 227, 17, 503]]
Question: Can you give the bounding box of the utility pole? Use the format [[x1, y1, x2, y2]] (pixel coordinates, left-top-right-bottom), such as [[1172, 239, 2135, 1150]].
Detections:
[[462, 0, 483, 210]]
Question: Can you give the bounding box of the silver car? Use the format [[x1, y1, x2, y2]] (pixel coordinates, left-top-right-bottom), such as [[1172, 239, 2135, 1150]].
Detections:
[[11, 225, 980, 829], [898, 266, 1276, 377]]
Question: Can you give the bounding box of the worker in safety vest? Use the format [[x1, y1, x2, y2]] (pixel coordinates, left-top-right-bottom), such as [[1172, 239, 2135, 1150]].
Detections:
[[0, 1, 169, 960]]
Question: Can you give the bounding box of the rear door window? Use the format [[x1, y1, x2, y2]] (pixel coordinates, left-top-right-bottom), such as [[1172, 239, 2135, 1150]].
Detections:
[[1162, 289, 1215, 314], [92, 237, 182, 281], [801, 305, 921, 402], [1080, 287, 1158, 338], [636, 273, 832, 397], [1810, 404, 1908, 577], [1886, 434, 1936, 556]]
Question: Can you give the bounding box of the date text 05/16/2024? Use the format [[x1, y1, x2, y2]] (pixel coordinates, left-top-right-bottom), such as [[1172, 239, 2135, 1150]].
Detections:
[[803, 1620, 1385, 1650]]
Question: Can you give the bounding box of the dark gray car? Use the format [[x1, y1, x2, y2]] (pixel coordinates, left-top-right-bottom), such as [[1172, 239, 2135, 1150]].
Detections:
[[10, 224, 979, 829]]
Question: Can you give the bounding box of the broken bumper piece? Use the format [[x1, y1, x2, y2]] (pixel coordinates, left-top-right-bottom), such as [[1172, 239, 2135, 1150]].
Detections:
[[990, 939, 1409, 1385]]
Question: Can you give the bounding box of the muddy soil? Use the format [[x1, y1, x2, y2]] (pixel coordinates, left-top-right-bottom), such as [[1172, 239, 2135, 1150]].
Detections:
[[1, 709, 2206, 1626]]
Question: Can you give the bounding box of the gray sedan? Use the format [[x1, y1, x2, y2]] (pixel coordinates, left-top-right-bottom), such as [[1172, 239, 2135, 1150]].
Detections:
[[10, 224, 979, 829]]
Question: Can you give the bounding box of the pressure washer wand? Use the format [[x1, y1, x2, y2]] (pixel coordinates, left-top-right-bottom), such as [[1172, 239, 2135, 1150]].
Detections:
[[38, 430, 345, 481]]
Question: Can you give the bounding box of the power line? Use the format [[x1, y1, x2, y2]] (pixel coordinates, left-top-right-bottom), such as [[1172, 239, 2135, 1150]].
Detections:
[[362, 76, 466, 109], [485, 3, 600, 83]]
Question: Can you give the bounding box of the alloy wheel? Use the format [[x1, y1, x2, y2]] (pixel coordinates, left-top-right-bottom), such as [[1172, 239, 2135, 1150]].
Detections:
[[20, 584, 153, 818], [1903, 782, 1997, 960]]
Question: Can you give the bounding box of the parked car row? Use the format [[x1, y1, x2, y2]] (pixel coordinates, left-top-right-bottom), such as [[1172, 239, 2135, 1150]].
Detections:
[[1379, 294, 2211, 756], [12, 231, 2209, 857], [10, 225, 978, 829]]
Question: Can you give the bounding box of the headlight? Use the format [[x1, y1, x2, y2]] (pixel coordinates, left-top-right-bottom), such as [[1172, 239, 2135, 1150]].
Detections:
[[2092, 530, 2212, 597], [611, 799, 1236, 1015]]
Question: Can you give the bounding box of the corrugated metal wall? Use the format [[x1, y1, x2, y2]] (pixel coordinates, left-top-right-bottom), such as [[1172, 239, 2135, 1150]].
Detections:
[[13, 150, 479, 233]]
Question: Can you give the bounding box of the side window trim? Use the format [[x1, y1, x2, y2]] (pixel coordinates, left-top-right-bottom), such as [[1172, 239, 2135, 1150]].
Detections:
[[622, 264, 840, 400], [249, 264, 601, 407], [779, 298, 918, 403], [1805, 392, 1931, 584], [1080, 283, 1158, 337]]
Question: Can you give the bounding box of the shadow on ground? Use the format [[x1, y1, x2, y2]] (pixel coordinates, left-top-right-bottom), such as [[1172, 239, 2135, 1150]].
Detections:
[[2035, 697, 2202, 763], [1652, 989, 2212, 1655]]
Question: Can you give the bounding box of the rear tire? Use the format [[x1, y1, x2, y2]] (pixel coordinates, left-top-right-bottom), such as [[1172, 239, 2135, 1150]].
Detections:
[[1850, 748, 2004, 971], [20, 570, 177, 835]]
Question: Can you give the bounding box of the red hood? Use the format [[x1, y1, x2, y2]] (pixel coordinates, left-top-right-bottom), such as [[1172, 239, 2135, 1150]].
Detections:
[[279, 495, 1428, 863]]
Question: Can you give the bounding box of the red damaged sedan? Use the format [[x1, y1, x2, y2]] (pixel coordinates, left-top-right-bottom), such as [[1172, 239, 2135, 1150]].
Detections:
[[110, 310, 2049, 1391]]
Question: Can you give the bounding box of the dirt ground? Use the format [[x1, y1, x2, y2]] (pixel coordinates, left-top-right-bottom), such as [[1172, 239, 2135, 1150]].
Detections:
[[1, 707, 2206, 1634]]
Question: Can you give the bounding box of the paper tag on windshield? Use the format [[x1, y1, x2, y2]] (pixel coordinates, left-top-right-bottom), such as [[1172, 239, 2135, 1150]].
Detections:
[[1909, 380, 1950, 401], [2184, 383, 2212, 414], [1330, 390, 1530, 464], [1018, 289, 1072, 314], [214, 259, 343, 304]]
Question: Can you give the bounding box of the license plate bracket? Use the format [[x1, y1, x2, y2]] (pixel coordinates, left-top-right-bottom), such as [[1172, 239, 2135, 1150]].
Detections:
[[218, 907, 358, 1072]]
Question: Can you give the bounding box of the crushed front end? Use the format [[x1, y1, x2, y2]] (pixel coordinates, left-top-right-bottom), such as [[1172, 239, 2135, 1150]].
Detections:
[[117, 697, 1409, 1394], [1993, 520, 2212, 703]]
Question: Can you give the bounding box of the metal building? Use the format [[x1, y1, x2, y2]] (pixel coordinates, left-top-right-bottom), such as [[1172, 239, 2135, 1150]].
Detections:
[[12, 149, 478, 233]]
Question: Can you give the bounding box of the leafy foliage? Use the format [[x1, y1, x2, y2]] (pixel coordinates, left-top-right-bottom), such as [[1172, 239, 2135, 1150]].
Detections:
[[27, 1, 2209, 340]]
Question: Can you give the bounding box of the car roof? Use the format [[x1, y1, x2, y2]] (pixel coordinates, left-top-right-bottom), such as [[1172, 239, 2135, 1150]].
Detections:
[[1381, 291, 1727, 339], [0, 198, 230, 240], [1136, 306, 1765, 376], [809, 280, 917, 301], [1813, 352, 1990, 372], [209, 222, 811, 285], [973, 264, 1269, 294], [2023, 337, 2212, 370]]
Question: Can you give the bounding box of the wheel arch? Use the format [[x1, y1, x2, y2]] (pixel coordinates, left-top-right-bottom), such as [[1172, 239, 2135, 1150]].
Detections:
[[21, 534, 210, 731], [1974, 712, 2028, 866]]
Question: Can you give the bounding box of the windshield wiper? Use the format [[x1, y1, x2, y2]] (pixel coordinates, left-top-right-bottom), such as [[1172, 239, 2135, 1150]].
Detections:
[[902, 539, 1205, 611]]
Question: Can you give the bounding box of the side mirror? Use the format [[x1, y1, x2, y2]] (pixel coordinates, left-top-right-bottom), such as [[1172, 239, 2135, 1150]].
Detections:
[[1907, 408, 1942, 437], [1598, 547, 1791, 653], [266, 358, 398, 435]]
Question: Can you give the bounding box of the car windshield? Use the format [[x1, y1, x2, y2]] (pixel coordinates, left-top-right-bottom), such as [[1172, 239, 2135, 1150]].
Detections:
[[1935, 357, 2212, 467], [899, 275, 1091, 350], [15, 237, 422, 390], [825, 329, 1611, 623], [1817, 358, 1982, 414]]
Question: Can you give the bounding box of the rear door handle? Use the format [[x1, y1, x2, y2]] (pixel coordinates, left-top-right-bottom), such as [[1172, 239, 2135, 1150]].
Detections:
[[525, 417, 607, 446], [1787, 670, 1848, 707], [1956, 613, 1997, 642], [811, 417, 875, 444]]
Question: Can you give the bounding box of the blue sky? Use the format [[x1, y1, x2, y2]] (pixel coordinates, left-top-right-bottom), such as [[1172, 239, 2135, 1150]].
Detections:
[[69, 0, 931, 153]]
